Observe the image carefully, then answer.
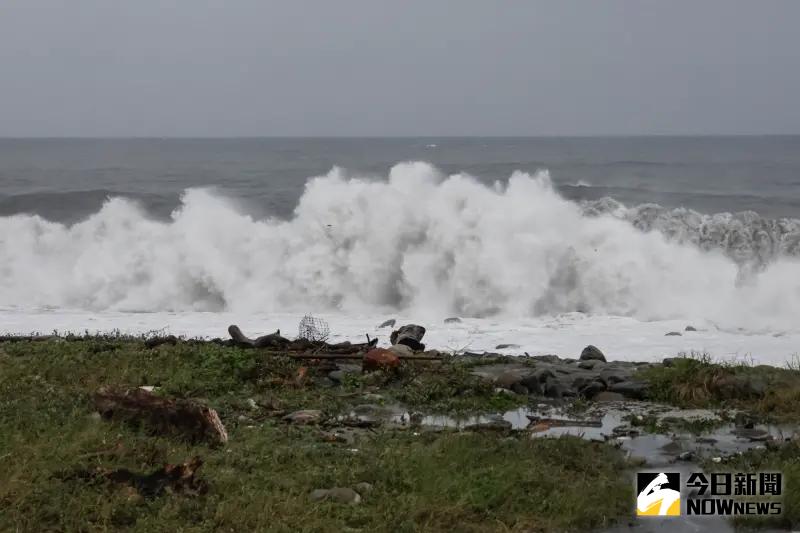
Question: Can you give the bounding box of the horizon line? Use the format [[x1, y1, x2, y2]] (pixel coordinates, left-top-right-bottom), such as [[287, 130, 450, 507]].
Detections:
[[1, 133, 799, 140]]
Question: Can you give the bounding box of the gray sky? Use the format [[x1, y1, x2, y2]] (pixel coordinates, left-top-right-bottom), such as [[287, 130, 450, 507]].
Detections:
[[2, 0, 799, 136]]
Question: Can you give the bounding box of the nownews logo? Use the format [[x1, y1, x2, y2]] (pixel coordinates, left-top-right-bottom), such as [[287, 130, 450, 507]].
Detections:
[[636, 471, 782, 517]]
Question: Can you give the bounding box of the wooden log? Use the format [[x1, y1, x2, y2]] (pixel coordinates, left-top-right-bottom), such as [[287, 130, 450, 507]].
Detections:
[[93, 387, 228, 444]]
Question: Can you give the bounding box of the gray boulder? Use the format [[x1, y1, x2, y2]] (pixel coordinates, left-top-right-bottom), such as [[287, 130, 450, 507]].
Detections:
[[390, 324, 426, 351], [580, 345, 606, 362]]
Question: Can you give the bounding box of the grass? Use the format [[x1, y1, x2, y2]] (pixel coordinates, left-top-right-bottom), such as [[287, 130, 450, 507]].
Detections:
[[637, 351, 800, 422], [0, 338, 633, 532]]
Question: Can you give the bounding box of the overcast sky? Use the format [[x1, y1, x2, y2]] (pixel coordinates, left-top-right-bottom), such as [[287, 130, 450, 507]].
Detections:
[[1, 1, 799, 137]]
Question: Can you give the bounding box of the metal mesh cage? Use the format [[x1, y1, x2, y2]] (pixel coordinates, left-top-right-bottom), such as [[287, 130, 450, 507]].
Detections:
[[297, 315, 330, 342]]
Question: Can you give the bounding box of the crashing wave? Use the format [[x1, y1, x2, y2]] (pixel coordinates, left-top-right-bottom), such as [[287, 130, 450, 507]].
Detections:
[[581, 198, 800, 269], [0, 162, 798, 330]]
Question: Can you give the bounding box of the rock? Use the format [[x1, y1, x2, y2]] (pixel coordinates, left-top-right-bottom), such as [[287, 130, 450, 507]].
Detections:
[[598, 372, 626, 385], [510, 383, 529, 395], [592, 391, 625, 402], [577, 360, 598, 370], [443, 317, 462, 324], [377, 319, 396, 328], [390, 324, 426, 351], [685, 325, 697, 332], [608, 380, 649, 400], [580, 345, 606, 362], [532, 355, 561, 364], [283, 409, 322, 425], [662, 357, 679, 367], [246, 398, 258, 410], [579, 380, 606, 399], [327, 364, 361, 384], [495, 343, 521, 350], [518, 375, 543, 395], [362, 348, 401, 372], [532, 368, 556, 384], [388, 344, 414, 357], [678, 451, 694, 461], [494, 371, 524, 389], [544, 382, 568, 399], [353, 482, 374, 495], [309, 487, 361, 505], [665, 331, 682, 336]]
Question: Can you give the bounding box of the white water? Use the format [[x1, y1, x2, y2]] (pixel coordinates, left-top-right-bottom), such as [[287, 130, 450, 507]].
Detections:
[[1, 162, 799, 362]]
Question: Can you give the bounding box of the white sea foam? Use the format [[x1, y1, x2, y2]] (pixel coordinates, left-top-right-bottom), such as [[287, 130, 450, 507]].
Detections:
[[1, 162, 799, 334]]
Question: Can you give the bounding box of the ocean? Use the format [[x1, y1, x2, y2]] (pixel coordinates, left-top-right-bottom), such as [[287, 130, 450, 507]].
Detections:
[[1, 137, 799, 364]]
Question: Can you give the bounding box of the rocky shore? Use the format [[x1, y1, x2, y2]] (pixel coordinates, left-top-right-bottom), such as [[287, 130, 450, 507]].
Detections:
[[1, 322, 799, 531]]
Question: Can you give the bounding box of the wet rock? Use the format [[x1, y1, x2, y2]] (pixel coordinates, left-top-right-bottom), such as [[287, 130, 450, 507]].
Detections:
[[309, 487, 361, 505], [685, 325, 697, 332], [580, 345, 606, 362], [531, 355, 561, 364], [510, 383, 529, 395], [283, 410, 322, 425], [544, 382, 569, 399], [495, 343, 521, 350], [444, 317, 462, 324], [377, 319, 396, 329], [579, 380, 606, 399], [599, 372, 625, 385], [390, 324, 426, 351], [532, 368, 556, 384], [609, 381, 649, 400], [518, 376, 543, 395], [665, 331, 682, 336], [678, 451, 695, 461], [363, 348, 401, 372], [592, 391, 625, 402]]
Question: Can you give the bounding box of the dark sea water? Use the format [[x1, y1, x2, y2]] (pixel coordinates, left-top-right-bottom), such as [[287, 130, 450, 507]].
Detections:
[[2, 136, 799, 222]]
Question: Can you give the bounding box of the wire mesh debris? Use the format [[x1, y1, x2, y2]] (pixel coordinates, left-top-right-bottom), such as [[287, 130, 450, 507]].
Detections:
[[297, 315, 330, 343]]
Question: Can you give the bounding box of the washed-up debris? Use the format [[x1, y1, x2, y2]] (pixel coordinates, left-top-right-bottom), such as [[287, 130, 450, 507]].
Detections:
[[298, 315, 330, 342], [93, 387, 228, 444], [228, 325, 291, 349], [363, 348, 401, 372], [69, 456, 207, 498]]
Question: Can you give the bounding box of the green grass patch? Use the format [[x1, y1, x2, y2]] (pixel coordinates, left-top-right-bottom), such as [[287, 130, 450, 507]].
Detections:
[[0, 338, 633, 532], [637, 351, 800, 422]]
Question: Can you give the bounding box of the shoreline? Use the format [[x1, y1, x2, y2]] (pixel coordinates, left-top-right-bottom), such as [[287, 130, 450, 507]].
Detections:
[[2, 330, 800, 530]]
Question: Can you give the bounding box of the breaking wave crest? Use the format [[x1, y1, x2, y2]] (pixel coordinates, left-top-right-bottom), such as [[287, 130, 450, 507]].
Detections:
[[1, 162, 799, 329]]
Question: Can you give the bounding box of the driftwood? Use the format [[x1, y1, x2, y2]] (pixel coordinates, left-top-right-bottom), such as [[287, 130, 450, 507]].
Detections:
[[93, 387, 228, 444], [144, 335, 179, 349], [70, 456, 207, 498], [227, 324, 378, 354]]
